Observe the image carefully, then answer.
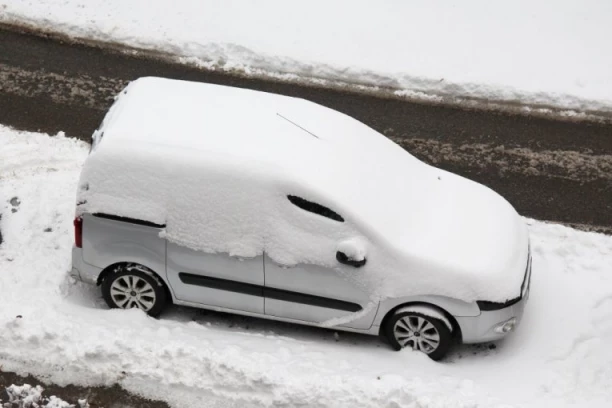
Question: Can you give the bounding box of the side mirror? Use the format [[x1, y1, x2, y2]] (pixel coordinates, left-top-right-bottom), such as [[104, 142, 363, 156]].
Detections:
[[336, 238, 367, 268]]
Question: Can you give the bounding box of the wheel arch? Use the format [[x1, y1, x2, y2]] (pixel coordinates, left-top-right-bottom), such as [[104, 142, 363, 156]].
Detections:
[[379, 301, 463, 343], [97, 261, 173, 304]]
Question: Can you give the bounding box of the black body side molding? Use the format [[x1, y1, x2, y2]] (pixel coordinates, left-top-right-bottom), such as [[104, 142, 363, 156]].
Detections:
[[178, 273, 362, 313], [93, 213, 166, 228]]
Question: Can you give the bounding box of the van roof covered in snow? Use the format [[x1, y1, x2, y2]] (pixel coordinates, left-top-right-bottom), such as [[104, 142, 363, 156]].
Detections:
[[88, 76, 435, 236], [95, 76, 406, 169], [80, 76, 467, 242]]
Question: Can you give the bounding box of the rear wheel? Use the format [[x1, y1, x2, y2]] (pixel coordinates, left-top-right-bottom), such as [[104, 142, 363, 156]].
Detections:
[[384, 308, 453, 360], [101, 264, 167, 317]]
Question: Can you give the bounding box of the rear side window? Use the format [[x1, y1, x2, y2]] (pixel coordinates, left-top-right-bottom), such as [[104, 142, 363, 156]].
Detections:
[[287, 195, 344, 222]]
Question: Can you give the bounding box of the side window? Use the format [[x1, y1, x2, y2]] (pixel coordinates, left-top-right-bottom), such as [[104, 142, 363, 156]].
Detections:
[[287, 195, 344, 222]]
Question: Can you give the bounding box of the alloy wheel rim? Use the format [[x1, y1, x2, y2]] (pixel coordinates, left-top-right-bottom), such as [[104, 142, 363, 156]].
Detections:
[[393, 315, 440, 354], [110, 275, 156, 311]]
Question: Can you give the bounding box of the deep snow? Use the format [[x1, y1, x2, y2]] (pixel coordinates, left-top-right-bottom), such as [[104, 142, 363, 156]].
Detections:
[[1, 125, 612, 407], [1, 1, 611, 115]]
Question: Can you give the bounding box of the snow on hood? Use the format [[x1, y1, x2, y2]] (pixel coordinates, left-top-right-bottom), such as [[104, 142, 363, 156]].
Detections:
[[406, 171, 529, 301], [361, 170, 529, 303], [77, 77, 528, 303]]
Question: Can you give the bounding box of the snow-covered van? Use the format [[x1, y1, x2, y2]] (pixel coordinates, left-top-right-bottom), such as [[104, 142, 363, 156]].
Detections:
[[70, 77, 531, 360]]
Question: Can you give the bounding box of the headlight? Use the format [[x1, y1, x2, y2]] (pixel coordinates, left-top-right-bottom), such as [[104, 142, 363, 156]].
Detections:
[[477, 298, 521, 311]]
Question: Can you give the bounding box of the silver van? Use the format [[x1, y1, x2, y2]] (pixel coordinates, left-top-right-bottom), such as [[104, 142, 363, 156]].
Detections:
[[71, 77, 531, 360]]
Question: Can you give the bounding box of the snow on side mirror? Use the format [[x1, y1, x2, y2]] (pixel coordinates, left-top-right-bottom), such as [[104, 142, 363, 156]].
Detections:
[[336, 238, 367, 268]]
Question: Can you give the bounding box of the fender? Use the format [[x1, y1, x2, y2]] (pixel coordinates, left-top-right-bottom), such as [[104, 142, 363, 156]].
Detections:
[[373, 294, 481, 328]]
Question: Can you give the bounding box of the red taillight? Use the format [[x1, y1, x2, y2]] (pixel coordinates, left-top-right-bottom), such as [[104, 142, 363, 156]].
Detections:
[[74, 217, 83, 248]]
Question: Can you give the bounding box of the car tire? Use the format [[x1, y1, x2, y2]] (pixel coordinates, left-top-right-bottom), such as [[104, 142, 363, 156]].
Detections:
[[384, 309, 453, 361], [101, 264, 167, 317]]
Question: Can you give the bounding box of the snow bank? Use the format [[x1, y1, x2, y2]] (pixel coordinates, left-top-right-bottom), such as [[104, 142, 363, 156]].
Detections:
[[2, 1, 611, 115], [1, 125, 612, 407]]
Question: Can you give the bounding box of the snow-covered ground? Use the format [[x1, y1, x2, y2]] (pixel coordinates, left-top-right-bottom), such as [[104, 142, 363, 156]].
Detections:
[[1, 124, 611, 407], [2, 1, 612, 115]]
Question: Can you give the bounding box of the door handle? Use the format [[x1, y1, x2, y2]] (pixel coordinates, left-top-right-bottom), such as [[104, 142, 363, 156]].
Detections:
[[336, 251, 366, 268]]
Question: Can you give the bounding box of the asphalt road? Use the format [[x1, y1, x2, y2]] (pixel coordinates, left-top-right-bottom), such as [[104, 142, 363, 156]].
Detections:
[[0, 370, 168, 408], [0, 27, 611, 232]]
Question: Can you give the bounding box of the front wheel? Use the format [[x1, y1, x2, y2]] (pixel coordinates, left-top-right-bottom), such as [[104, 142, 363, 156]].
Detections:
[[384, 308, 453, 360], [101, 264, 168, 317]]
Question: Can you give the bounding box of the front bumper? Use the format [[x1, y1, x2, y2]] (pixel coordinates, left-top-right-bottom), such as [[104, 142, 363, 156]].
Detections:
[[457, 252, 532, 344], [457, 297, 528, 343]]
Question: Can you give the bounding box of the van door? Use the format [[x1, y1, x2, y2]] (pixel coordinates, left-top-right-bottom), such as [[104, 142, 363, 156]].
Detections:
[[166, 243, 264, 314], [263, 194, 378, 330], [264, 257, 377, 329]]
